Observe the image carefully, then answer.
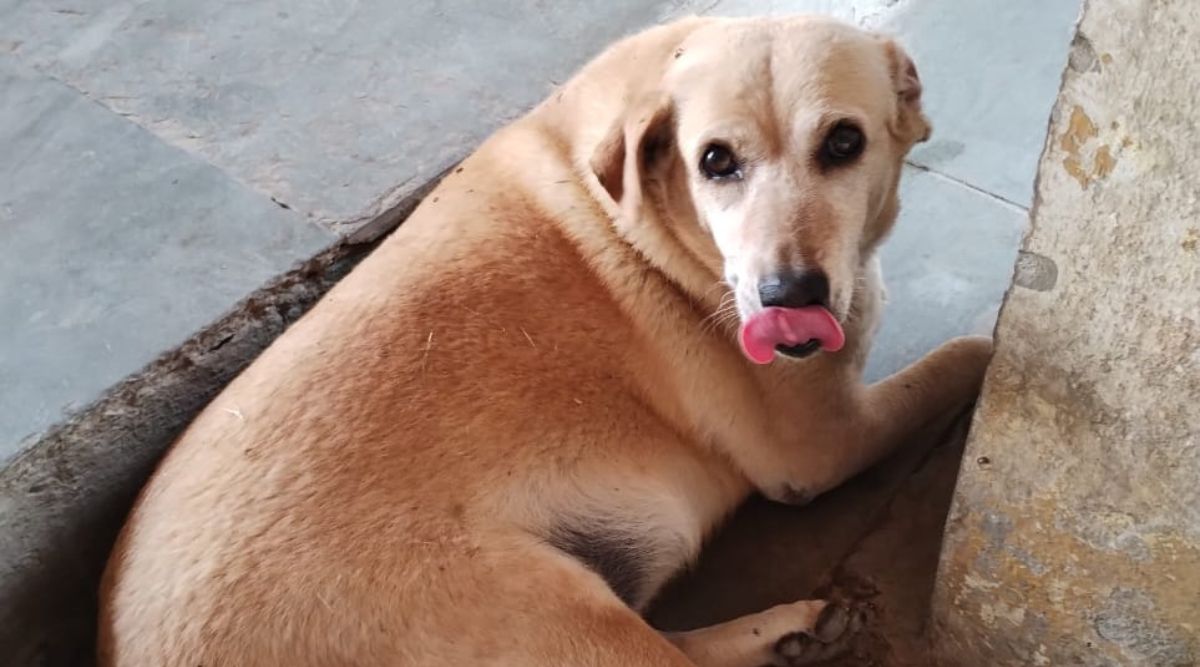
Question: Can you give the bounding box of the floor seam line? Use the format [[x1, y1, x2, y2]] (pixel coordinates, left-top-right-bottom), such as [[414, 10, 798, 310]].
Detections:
[[905, 160, 1030, 213], [0, 52, 334, 234]]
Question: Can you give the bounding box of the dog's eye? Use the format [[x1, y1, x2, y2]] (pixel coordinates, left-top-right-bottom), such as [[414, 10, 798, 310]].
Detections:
[[700, 144, 741, 180], [820, 123, 866, 166]]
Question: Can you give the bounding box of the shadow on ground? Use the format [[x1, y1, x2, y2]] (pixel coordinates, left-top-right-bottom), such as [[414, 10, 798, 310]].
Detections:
[[650, 408, 976, 666]]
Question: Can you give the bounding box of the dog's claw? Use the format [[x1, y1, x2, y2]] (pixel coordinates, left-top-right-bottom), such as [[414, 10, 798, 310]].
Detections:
[[771, 603, 867, 665]]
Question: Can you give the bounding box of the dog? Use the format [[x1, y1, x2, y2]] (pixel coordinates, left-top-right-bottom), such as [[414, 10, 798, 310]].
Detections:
[[99, 15, 992, 667]]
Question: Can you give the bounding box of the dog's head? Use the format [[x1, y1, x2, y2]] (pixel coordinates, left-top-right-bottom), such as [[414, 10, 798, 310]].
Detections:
[[591, 17, 928, 360]]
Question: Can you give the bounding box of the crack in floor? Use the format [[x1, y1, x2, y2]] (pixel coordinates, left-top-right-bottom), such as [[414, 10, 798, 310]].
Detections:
[[905, 160, 1029, 213]]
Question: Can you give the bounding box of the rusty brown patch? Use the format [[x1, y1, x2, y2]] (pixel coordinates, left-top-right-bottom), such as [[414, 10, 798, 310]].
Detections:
[[1060, 106, 1098, 154], [1092, 145, 1116, 180], [1182, 228, 1199, 253], [1062, 156, 1089, 188], [1058, 107, 1121, 189]]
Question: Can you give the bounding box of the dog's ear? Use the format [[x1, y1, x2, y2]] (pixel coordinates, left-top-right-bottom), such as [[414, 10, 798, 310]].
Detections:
[[590, 93, 675, 220], [881, 39, 931, 145]]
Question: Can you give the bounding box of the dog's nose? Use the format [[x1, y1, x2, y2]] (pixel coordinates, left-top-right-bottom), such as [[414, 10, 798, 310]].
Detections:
[[758, 269, 830, 309]]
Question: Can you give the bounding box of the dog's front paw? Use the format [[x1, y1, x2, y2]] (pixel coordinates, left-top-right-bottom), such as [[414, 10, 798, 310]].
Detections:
[[770, 602, 868, 666]]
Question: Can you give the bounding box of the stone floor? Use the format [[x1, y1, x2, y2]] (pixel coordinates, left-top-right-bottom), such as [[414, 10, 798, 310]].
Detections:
[[1, 0, 1079, 458], [0, 0, 1080, 664]]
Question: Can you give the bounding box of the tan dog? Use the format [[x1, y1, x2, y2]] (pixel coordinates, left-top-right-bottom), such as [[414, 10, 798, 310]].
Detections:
[[99, 15, 992, 667]]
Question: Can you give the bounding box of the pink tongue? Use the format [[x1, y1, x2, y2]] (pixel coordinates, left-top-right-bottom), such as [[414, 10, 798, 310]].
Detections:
[[739, 306, 846, 365]]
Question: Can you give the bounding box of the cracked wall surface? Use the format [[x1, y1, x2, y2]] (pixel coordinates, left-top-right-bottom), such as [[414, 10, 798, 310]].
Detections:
[[932, 0, 1200, 664]]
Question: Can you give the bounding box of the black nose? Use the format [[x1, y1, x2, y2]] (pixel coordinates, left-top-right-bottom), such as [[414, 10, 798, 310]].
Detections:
[[758, 269, 830, 309]]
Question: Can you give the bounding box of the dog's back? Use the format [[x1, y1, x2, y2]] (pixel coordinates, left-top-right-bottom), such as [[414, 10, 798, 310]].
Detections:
[[98, 70, 740, 664]]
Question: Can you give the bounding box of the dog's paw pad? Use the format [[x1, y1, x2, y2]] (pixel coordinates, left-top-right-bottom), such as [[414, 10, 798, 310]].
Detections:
[[772, 603, 867, 665]]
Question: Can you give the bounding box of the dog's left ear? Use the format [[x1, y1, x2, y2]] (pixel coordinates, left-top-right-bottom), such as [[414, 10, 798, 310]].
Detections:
[[590, 93, 675, 221], [881, 39, 931, 145]]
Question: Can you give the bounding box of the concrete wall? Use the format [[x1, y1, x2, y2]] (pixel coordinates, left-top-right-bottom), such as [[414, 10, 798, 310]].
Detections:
[[932, 0, 1200, 665]]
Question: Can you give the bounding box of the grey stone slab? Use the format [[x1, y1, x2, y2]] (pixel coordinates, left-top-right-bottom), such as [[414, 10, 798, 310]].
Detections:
[[706, 0, 903, 23], [0, 0, 690, 234], [0, 241, 365, 667], [881, 0, 1082, 206], [865, 166, 1027, 382], [0, 57, 334, 457]]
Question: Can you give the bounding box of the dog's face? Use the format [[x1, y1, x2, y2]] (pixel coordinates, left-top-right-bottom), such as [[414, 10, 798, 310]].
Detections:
[[593, 17, 928, 335]]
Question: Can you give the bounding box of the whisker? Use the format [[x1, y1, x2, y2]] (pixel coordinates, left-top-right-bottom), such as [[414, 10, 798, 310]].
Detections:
[[700, 297, 742, 337]]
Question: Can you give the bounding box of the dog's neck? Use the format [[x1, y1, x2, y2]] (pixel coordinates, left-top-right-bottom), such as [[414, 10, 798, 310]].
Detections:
[[616, 176, 731, 319], [534, 24, 733, 325]]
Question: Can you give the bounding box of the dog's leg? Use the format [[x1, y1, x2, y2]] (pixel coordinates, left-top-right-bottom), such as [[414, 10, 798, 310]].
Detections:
[[855, 334, 993, 453], [663, 600, 867, 667], [754, 335, 993, 505]]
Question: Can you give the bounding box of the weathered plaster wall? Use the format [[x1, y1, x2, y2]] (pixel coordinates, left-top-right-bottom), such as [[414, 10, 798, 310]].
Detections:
[[932, 0, 1200, 665]]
